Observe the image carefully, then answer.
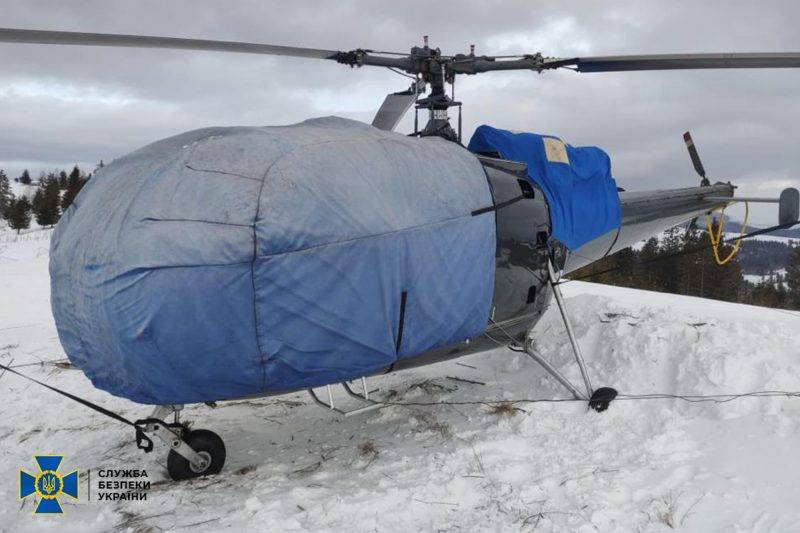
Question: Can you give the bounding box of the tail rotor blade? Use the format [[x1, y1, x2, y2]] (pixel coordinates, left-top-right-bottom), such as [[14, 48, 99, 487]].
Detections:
[[683, 131, 706, 178], [683, 131, 710, 186]]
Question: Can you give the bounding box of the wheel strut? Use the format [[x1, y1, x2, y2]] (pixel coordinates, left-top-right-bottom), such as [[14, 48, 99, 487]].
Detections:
[[138, 404, 226, 480], [523, 258, 618, 412]]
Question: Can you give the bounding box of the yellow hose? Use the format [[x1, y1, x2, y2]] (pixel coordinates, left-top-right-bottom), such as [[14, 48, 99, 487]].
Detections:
[[704, 201, 749, 265]]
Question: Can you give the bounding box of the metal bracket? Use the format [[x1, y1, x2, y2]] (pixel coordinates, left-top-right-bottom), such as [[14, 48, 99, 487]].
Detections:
[[148, 404, 183, 425], [308, 378, 385, 417], [704, 187, 799, 226], [136, 405, 208, 471], [546, 258, 594, 399], [522, 257, 594, 400], [522, 257, 618, 411], [335, 48, 368, 67]]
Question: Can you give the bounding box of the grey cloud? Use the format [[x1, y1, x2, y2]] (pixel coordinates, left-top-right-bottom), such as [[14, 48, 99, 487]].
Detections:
[[1, 0, 798, 224]]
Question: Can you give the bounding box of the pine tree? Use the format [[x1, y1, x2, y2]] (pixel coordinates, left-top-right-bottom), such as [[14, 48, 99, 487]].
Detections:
[[638, 237, 661, 290], [659, 226, 684, 294], [31, 188, 45, 223], [33, 177, 61, 226], [775, 280, 789, 308], [7, 197, 31, 232], [0, 169, 12, 219], [18, 169, 32, 185], [61, 165, 87, 211], [44, 177, 61, 224], [31, 172, 62, 227], [604, 247, 635, 287], [677, 228, 707, 297], [58, 170, 68, 189], [786, 246, 800, 309], [69, 165, 80, 182]]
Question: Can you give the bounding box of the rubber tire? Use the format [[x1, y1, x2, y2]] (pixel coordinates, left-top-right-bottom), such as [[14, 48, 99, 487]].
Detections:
[[588, 387, 618, 413], [167, 429, 226, 481]]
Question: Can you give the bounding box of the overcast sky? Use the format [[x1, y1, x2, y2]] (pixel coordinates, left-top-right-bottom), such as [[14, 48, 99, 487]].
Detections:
[[1, 0, 799, 224]]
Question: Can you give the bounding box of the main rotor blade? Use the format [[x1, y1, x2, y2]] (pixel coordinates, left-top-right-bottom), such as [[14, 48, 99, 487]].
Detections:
[[0, 27, 342, 60], [450, 52, 800, 75], [549, 53, 800, 72]]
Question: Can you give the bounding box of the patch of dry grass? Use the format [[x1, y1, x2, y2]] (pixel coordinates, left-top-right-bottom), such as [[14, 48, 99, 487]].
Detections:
[[486, 403, 525, 417], [358, 439, 378, 457], [411, 412, 453, 439]]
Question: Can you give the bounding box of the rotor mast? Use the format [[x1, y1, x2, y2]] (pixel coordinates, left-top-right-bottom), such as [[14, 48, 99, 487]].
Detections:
[[409, 36, 461, 142], [336, 36, 466, 142]]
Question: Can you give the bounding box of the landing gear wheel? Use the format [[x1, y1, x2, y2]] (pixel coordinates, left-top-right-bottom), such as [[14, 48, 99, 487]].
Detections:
[[167, 429, 226, 481], [588, 387, 618, 412]]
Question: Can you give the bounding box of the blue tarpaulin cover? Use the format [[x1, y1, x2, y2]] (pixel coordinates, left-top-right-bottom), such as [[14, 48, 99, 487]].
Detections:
[[50, 117, 495, 404], [468, 125, 621, 251]]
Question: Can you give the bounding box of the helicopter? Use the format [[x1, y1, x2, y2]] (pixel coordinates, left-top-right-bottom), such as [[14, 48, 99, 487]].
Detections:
[[1, 28, 799, 481]]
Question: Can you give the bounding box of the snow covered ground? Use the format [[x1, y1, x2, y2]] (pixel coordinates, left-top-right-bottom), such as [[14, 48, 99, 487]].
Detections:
[[2, 230, 800, 532]]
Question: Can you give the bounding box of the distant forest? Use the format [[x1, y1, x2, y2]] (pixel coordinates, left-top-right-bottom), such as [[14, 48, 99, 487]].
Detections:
[[736, 239, 795, 275], [571, 226, 800, 310], [0, 165, 96, 232]]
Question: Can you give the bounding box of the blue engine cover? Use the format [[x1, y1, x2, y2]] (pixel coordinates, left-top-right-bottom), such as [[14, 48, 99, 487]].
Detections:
[[468, 125, 621, 251], [50, 117, 495, 404]]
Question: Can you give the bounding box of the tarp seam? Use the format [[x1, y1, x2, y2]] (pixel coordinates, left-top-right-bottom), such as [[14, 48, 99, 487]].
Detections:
[[251, 158, 283, 391], [250, 142, 317, 390], [114, 261, 252, 273], [184, 164, 261, 182], [255, 213, 481, 260], [141, 217, 253, 228]]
